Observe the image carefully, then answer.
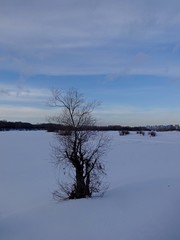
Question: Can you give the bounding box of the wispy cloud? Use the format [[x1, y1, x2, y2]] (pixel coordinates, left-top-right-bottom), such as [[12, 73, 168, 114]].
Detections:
[[0, 0, 180, 76], [0, 105, 52, 123], [96, 105, 180, 126], [0, 83, 50, 104]]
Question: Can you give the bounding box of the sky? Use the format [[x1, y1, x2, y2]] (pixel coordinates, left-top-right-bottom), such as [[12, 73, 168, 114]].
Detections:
[[1, 0, 180, 126]]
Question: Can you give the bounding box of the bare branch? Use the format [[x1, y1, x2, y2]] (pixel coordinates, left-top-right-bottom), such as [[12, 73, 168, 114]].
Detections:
[[50, 88, 110, 200]]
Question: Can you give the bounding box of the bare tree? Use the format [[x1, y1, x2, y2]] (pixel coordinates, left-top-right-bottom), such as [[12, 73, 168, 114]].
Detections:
[[49, 88, 109, 200]]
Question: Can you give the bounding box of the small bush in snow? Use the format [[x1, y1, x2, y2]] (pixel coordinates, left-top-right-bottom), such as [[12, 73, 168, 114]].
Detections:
[[148, 131, 156, 137], [136, 131, 145, 136], [119, 130, 130, 136]]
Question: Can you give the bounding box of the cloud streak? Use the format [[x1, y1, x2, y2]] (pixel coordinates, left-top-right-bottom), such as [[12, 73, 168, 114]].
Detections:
[[0, 0, 180, 76], [0, 105, 51, 123], [0, 83, 50, 105], [96, 105, 180, 126]]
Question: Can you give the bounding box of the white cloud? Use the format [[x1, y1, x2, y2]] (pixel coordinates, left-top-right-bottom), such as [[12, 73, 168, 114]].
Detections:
[[0, 83, 51, 104], [0, 0, 180, 76], [0, 105, 48, 123], [95, 105, 180, 126], [1, 98, 180, 126]]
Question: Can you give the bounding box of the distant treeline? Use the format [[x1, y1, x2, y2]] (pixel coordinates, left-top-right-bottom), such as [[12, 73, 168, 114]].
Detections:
[[0, 121, 51, 131], [0, 121, 149, 132], [0, 121, 179, 132]]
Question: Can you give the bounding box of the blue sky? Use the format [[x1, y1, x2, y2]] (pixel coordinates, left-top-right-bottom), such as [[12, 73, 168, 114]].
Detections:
[[0, 0, 180, 126]]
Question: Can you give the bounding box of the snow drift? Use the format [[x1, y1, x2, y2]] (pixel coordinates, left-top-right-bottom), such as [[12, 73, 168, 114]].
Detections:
[[1, 131, 180, 240]]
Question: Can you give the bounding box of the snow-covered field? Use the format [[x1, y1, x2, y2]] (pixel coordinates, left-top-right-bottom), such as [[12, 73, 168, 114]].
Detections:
[[1, 130, 180, 240]]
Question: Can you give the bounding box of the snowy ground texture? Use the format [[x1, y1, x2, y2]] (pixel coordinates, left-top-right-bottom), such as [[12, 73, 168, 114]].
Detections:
[[1, 130, 180, 240]]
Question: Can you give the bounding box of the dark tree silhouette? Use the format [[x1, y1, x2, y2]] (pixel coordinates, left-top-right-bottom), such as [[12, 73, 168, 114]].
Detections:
[[49, 88, 109, 200]]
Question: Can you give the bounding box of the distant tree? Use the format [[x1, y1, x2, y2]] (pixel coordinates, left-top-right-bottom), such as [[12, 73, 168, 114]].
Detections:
[[148, 131, 156, 137], [119, 130, 130, 136], [137, 130, 145, 136], [49, 88, 110, 200]]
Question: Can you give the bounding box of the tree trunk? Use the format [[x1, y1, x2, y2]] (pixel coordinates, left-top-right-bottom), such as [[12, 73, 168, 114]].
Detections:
[[74, 168, 86, 199], [85, 173, 91, 197]]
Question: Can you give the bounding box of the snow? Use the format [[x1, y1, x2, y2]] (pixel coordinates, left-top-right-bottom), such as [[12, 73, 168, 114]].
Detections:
[[1, 130, 180, 240]]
